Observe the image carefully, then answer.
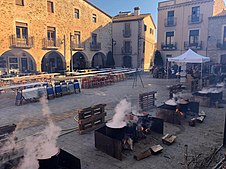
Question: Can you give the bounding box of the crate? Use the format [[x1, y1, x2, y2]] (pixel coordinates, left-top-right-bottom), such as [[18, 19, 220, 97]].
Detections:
[[139, 91, 157, 111], [77, 104, 106, 134]]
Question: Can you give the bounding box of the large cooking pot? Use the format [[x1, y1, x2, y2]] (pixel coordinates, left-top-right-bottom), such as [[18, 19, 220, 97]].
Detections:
[[106, 122, 126, 140], [38, 149, 60, 169]]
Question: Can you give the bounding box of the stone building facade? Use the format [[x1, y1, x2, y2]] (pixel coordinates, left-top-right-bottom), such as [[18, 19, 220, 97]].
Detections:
[[208, 11, 226, 64], [157, 0, 225, 63], [112, 7, 156, 70], [0, 0, 112, 74]]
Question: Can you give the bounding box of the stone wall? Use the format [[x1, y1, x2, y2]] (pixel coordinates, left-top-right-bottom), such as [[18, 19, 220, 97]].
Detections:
[[208, 15, 226, 63], [0, 0, 112, 72]]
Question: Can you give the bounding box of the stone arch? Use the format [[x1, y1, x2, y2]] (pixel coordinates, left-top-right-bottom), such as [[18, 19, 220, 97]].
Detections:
[[41, 51, 66, 73], [91, 52, 106, 68], [71, 52, 88, 70], [1, 49, 36, 74], [123, 55, 132, 68]]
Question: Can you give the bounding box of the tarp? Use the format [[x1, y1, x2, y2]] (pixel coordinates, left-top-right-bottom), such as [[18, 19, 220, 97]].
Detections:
[[167, 49, 210, 63]]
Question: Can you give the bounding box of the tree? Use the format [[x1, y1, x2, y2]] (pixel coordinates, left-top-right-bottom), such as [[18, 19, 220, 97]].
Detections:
[[154, 50, 164, 66], [106, 51, 115, 68]]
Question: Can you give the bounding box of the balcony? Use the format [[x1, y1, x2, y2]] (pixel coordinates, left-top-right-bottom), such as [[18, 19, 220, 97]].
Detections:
[[161, 42, 177, 51], [184, 41, 203, 50], [71, 42, 84, 51], [216, 40, 226, 50], [164, 17, 176, 27], [188, 14, 203, 24], [10, 35, 34, 49], [123, 29, 131, 38], [121, 46, 132, 55], [42, 38, 61, 49], [90, 42, 101, 51]]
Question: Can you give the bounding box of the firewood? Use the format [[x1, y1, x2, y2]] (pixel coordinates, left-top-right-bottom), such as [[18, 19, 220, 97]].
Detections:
[[150, 145, 163, 154], [162, 134, 176, 145], [134, 149, 152, 161]]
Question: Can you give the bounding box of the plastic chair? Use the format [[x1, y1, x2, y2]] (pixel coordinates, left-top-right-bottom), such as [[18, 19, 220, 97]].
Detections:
[[61, 82, 68, 95], [54, 82, 62, 97], [74, 79, 81, 93], [68, 81, 75, 94], [46, 85, 55, 99]]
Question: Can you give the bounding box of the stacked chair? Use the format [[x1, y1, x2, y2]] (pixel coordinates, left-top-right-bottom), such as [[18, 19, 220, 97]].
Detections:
[[74, 79, 81, 93], [80, 75, 117, 89], [46, 80, 81, 100], [61, 82, 68, 95]]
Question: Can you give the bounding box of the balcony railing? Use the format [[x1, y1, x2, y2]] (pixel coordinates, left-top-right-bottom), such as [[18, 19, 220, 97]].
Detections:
[[43, 38, 61, 49], [123, 29, 131, 38], [164, 17, 177, 27], [216, 40, 226, 50], [161, 42, 177, 51], [10, 35, 34, 48], [184, 41, 203, 50], [71, 42, 84, 51], [188, 14, 203, 24], [90, 42, 101, 51], [121, 46, 132, 54]]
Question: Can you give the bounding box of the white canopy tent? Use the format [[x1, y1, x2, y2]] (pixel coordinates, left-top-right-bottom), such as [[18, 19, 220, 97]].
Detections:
[[168, 49, 210, 63], [167, 49, 210, 82]]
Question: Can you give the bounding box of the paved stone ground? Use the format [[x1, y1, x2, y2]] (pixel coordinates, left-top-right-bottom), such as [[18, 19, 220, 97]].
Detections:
[[0, 74, 226, 169]]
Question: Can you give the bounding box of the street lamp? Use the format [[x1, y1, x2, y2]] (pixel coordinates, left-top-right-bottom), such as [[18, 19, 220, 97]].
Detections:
[[70, 33, 74, 72], [112, 39, 116, 67], [206, 35, 211, 57]]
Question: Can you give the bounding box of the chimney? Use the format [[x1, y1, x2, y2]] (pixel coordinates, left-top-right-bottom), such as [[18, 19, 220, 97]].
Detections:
[[134, 7, 140, 16]]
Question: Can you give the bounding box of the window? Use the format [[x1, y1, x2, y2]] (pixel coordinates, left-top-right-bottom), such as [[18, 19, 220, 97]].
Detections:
[[92, 33, 97, 44], [191, 6, 200, 22], [74, 8, 79, 19], [165, 31, 174, 45], [47, 27, 56, 46], [92, 14, 97, 23], [125, 23, 130, 31], [189, 30, 199, 44], [47, 1, 54, 13], [16, 22, 28, 39], [74, 31, 81, 45], [143, 41, 145, 53], [150, 28, 153, 34], [144, 25, 147, 31], [124, 41, 131, 53], [167, 11, 174, 25], [16, 0, 24, 6], [9, 58, 19, 69]]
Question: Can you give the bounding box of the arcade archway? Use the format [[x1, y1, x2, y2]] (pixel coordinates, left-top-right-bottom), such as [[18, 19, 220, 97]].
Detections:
[[72, 52, 88, 70], [41, 51, 65, 73], [123, 55, 132, 68], [91, 52, 106, 68], [1, 49, 36, 73]]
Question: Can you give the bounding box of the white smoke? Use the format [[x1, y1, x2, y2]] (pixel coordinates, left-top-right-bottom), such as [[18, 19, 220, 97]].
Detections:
[[107, 99, 132, 128], [16, 97, 61, 169]]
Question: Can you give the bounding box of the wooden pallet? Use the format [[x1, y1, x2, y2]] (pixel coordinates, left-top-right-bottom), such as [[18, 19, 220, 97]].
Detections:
[[77, 104, 106, 134], [139, 91, 157, 111]]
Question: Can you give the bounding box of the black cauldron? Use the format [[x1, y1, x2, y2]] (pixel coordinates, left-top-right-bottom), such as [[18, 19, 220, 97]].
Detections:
[[106, 122, 126, 140], [38, 150, 60, 169]]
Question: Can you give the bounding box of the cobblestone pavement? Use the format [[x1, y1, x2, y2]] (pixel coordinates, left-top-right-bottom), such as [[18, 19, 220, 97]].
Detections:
[[0, 74, 225, 169]]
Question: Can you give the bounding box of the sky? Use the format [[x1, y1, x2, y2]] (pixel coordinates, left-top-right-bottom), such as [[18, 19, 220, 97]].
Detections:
[[89, 0, 163, 24], [89, 0, 226, 27]]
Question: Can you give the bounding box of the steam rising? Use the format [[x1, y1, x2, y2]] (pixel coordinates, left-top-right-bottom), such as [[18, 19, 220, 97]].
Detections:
[[106, 99, 131, 128], [5, 97, 61, 169]]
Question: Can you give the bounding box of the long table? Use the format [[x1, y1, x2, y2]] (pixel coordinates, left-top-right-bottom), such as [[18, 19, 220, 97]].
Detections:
[[0, 82, 47, 92], [1, 73, 60, 84]]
